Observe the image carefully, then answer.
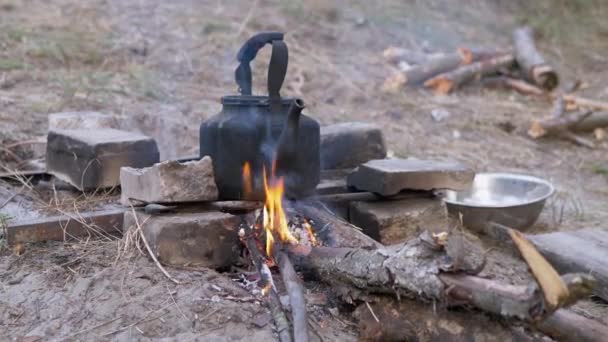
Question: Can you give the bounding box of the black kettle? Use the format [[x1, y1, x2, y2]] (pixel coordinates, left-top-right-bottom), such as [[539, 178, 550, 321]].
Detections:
[[200, 32, 320, 200]]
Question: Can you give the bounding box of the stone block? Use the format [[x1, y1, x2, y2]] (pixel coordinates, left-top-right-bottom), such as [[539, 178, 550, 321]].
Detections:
[[124, 210, 240, 269], [349, 198, 448, 245], [321, 122, 386, 169], [46, 129, 159, 190], [120, 157, 218, 205], [48, 111, 120, 130], [347, 158, 474, 196]]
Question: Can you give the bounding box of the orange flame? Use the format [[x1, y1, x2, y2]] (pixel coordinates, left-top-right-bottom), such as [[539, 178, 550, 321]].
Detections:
[[262, 165, 298, 256], [242, 162, 252, 199], [242, 162, 314, 258]]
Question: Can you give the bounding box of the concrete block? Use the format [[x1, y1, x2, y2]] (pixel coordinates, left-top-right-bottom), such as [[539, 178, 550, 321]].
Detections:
[[347, 158, 474, 196], [46, 129, 159, 190], [48, 111, 120, 130], [124, 210, 240, 269], [321, 122, 386, 169], [349, 198, 448, 245], [120, 157, 218, 205]]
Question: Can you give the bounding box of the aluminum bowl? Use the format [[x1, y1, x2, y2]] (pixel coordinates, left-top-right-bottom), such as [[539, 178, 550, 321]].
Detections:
[[439, 173, 554, 232]]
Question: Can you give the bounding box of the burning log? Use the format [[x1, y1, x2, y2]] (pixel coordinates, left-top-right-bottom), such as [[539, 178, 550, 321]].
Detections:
[[513, 26, 559, 91], [292, 200, 382, 249], [424, 53, 515, 94]]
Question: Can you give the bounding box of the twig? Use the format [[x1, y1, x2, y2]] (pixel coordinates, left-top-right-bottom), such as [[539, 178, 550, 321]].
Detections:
[[167, 284, 189, 321], [365, 301, 380, 323], [0, 185, 23, 209], [130, 206, 180, 284], [275, 249, 309, 342], [243, 222, 292, 342]]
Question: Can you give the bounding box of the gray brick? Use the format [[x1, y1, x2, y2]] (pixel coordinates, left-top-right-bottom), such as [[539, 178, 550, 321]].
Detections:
[[347, 158, 474, 195], [124, 210, 240, 269], [349, 198, 448, 245], [46, 129, 159, 190], [321, 122, 386, 169], [120, 157, 218, 205]]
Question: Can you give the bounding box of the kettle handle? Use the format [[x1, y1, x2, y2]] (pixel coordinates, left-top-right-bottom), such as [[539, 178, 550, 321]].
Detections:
[[234, 32, 288, 104]]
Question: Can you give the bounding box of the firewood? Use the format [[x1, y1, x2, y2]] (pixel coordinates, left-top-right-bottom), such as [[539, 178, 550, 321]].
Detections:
[[391, 48, 499, 86], [424, 54, 515, 94], [242, 223, 292, 342], [274, 250, 309, 342], [292, 200, 382, 249], [572, 111, 608, 132], [513, 26, 559, 90], [482, 76, 548, 97], [287, 237, 594, 321], [538, 308, 608, 342], [564, 95, 608, 112], [508, 229, 569, 310]]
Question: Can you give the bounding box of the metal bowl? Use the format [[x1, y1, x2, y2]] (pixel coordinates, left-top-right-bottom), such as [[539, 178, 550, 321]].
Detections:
[[439, 173, 554, 232]]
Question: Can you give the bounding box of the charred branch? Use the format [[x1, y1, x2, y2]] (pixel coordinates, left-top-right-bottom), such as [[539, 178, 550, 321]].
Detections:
[[242, 224, 292, 342], [513, 26, 559, 90], [274, 250, 309, 342]]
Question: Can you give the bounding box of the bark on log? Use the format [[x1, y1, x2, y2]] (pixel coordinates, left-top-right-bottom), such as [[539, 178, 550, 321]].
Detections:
[[424, 54, 515, 94], [513, 26, 559, 90], [572, 111, 608, 132], [291, 200, 382, 249], [354, 297, 545, 342], [287, 236, 594, 321], [274, 250, 309, 342], [398, 48, 499, 86], [537, 309, 608, 342]]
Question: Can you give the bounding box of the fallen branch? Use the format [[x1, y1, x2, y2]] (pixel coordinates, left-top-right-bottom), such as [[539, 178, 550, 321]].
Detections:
[[389, 48, 499, 86], [564, 95, 608, 112], [482, 76, 548, 97], [242, 224, 292, 342], [513, 26, 559, 90], [424, 54, 515, 94], [572, 111, 608, 132], [274, 250, 309, 342]]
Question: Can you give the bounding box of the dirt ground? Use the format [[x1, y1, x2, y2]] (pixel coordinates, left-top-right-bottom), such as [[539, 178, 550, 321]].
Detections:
[[1, 0, 608, 340]]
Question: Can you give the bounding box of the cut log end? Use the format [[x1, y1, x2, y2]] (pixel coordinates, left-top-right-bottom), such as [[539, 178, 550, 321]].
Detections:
[[424, 77, 454, 95]]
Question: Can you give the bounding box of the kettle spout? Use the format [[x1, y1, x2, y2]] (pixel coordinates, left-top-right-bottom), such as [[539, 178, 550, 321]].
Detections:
[[275, 98, 305, 171]]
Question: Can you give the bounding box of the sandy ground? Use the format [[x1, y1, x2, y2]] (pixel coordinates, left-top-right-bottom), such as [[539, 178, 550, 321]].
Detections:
[[1, 0, 608, 340]]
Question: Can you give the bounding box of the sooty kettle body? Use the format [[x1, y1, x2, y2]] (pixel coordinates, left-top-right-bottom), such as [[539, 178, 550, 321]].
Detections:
[[200, 32, 320, 200]]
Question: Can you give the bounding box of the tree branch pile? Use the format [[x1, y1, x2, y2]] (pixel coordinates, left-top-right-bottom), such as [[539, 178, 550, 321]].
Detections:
[[382, 25, 608, 146]]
